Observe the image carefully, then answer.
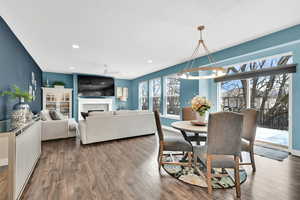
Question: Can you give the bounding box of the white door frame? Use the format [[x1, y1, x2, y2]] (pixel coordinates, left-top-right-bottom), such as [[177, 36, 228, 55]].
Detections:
[[288, 74, 293, 151]]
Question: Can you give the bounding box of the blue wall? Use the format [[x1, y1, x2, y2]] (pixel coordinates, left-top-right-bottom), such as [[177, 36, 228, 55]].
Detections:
[[42, 72, 74, 88], [115, 79, 132, 110], [42, 72, 132, 120], [130, 24, 300, 151], [0, 17, 42, 120]]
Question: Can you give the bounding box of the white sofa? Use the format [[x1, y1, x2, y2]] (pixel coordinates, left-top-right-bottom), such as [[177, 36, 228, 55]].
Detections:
[[40, 110, 78, 141], [79, 110, 156, 144]]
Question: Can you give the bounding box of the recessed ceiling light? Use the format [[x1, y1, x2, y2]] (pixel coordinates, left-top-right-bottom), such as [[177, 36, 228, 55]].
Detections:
[[72, 44, 80, 49], [69, 66, 75, 70], [147, 59, 153, 63]]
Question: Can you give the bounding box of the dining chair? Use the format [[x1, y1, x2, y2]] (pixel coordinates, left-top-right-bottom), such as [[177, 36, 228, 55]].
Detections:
[[240, 109, 258, 172], [154, 110, 193, 172], [182, 107, 207, 144], [194, 112, 244, 197]]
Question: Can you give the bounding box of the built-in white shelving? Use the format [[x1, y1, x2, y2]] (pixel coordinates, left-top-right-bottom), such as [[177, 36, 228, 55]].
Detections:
[[42, 87, 73, 118]]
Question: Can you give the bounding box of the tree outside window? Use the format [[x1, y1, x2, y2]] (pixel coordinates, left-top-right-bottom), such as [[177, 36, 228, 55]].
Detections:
[[139, 81, 148, 110], [150, 78, 161, 112], [220, 55, 292, 130], [165, 75, 180, 116]]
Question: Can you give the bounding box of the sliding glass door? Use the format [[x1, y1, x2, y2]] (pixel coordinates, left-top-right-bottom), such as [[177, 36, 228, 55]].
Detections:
[[219, 55, 292, 147], [249, 74, 289, 146]]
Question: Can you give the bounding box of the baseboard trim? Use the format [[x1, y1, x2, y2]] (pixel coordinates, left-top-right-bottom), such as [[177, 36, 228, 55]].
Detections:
[[291, 149, 300, 157], [0, 158, 8, 166]]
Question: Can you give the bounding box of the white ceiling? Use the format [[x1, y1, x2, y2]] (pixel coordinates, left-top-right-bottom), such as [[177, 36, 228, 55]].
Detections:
[[1, 0, 300, 79]]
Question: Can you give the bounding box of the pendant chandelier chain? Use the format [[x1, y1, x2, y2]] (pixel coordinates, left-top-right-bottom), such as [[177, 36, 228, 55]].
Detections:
[[178, 25, 226, 79], [186, 26, 216, 71]]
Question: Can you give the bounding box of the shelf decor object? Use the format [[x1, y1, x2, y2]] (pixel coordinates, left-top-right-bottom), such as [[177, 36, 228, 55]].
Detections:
[[0, 85, 33, 129], [178, 25, 227, 80], [116, 87, 123, 98], [117, 87, 128, 102], [52, 81, 65, 89]]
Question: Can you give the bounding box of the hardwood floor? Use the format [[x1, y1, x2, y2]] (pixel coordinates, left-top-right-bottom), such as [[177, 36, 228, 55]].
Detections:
[[21, 135, 300, 200], [0, 166, 8, 200]]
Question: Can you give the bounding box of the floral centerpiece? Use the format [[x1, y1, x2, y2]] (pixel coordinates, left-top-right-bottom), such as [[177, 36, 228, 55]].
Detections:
[[191, 96, 211, 122]]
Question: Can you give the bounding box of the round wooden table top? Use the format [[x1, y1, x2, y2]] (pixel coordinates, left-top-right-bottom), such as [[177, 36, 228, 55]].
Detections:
[[171, 121, 208, 133]]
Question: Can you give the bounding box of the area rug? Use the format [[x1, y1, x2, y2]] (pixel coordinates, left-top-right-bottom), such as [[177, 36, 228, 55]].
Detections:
[[162, 154, 247, 189], [254, 145, 289, 161]]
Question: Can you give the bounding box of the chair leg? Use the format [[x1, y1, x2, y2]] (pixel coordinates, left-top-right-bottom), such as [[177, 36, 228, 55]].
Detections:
[[193, 150, 198, 167], [234, 156, 241, 198], [207, 155, 212, 195], [187, 152, 192, 168], [157, 148, 161, 162], [158, 144, 163, 173], [250, 149, 256, 172], [240, 152, 243, 163]]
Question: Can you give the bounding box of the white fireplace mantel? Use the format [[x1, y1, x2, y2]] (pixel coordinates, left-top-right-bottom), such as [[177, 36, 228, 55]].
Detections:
[[78, 98, 113, 120]]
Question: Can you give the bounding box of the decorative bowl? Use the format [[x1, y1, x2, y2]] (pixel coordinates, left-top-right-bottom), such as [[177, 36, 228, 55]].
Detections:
[[190, 120, 207, 126]]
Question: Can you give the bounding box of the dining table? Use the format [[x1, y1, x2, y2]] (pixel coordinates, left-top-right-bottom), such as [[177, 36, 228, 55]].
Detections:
[[171, 120, 208, 165], [171, 121, 208, 145]]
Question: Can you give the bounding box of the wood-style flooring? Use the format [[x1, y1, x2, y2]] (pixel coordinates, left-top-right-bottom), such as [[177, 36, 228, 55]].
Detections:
[[21, 136, 300, 200], [0, 166, 8, 200]]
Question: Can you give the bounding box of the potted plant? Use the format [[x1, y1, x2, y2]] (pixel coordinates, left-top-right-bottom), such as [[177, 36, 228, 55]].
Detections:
[[191, 96, 211, 123], [0, 85, 33, 128], [0, 85, 33, 105], [53, 81, 65, 88]]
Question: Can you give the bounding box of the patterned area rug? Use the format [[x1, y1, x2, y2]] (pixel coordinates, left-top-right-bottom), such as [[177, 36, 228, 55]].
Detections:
[[162, 154, 247, 189]]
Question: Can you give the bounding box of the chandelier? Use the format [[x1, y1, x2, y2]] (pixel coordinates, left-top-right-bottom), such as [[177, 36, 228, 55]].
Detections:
[[178, 26, 226, 79]]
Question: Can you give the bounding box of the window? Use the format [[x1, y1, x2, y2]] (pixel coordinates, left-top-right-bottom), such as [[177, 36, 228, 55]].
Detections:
[[219, 54, 292, 146], [149, 78, 161, 112], [220, 79, 247, 112], [164, 74, 180, 117], [138, 81, 148, 110]]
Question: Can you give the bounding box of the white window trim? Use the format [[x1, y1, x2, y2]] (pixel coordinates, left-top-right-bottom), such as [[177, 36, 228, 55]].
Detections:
[[138, 81, 149, 110], [162, 74, 180, 120], [149, 77, 161, 112], [149, 79, 153, 111], [165, 114, 180, 120]]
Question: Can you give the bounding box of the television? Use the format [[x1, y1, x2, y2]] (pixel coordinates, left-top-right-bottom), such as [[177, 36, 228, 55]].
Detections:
[[78, 75, 115, 97]]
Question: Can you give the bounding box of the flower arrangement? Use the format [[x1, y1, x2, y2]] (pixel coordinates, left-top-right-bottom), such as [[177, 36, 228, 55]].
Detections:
[[191, 96, 211, 116]]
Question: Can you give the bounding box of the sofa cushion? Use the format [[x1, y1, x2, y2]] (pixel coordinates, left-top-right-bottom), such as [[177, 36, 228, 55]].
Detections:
[[88, 111, 113, 117], [115, 110, 151, 116]]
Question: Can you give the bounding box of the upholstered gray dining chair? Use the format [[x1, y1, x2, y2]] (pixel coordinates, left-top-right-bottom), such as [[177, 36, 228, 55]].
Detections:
[[154, 110, 193, 173], [240, 109, 258, 172], [193, 112, 244, 197], [182, 107, 207, 144]]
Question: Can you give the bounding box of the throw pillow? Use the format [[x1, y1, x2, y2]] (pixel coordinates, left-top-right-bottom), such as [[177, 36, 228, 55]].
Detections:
[[40, 110, 52, 121], [49, 110, 62, 120], [40, 110, 47, 121], [88, 110, 104, 113], [81, 112, 89, 120]]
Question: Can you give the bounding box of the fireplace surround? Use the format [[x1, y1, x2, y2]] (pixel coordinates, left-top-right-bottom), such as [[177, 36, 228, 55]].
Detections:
[[78, 98, 113, 120]]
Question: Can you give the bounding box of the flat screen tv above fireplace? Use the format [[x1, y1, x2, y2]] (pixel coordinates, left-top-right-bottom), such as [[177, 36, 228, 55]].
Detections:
[[78, 75, 115, 97]]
